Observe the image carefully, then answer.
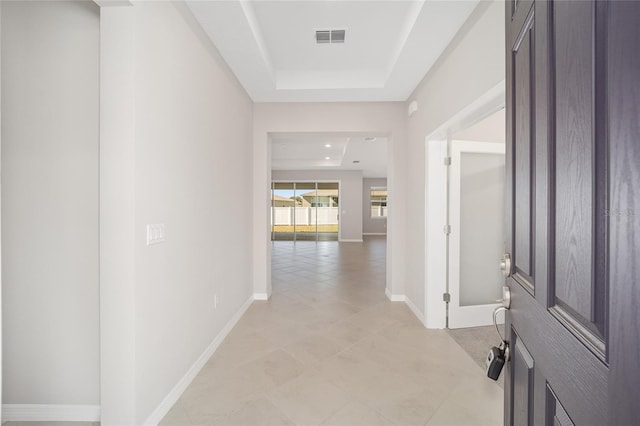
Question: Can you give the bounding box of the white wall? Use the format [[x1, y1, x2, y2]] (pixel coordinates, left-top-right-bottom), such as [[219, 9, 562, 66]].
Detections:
[[253, 103, 407, 299], [453, 108, 505, 143], [271, 170, 363, 241], [404, 1, 505, 321], [363, 178, 387, 235], [100, 2, 254, 424], [1, 0, 100, 407]]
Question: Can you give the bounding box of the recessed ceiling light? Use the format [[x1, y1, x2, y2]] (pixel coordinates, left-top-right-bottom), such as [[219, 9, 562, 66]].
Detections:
[[325, 156, 331, 160], [325, 144, 332, 148], [364, 137, 376, 142]]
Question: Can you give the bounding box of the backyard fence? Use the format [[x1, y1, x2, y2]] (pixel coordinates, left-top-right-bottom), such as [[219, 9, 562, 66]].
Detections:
[[271, 207, 339, 225]]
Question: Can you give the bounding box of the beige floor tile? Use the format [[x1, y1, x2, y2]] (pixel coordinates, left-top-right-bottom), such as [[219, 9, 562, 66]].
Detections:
[[341, 304, 400, 332], [158, 401, 193, 425], [425, 375, 503, 426], [179, 366, 264, 422], [267, 370, 351, 426], [320, 319, 374, 349], [348, 332, 476, 392], [283, 333, 343, 367], [238, 349, 306, 392], [259, 319, 317, 347], [371, 387, 452, 426], [283, 305, 343, 332], [317, 350, 425, 405], [224, 397, 296, 426], [160, 237, 503, 426], [321, 400, 394, 426], [313, 298, 363, 319], [205, 328, 278, 369]]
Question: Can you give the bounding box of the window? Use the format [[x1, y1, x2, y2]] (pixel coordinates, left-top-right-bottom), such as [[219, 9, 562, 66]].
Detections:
[[370, 187, 387, 218]]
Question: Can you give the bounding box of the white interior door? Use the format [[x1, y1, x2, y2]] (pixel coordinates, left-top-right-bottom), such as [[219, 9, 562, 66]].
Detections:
[[448, 140, 505, 329]]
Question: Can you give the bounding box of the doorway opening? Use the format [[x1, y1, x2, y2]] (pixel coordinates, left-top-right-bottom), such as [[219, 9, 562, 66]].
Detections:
[[424, 81, 505, 329], [271, 181, 340, 241]]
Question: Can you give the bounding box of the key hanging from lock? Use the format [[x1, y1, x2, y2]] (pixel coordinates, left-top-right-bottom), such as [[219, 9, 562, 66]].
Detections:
[[486, 306, 509, 381]]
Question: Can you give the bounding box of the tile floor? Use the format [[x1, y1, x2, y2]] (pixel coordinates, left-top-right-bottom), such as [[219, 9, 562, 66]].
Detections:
[[160, 237, 503, 426]]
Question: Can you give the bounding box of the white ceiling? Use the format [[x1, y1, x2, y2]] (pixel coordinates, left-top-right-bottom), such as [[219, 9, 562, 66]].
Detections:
[[186, 0, 479, 102], [271, 133, 388, 178]]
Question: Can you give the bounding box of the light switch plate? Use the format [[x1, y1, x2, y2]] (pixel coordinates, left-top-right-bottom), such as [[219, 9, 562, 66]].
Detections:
[[147, 224, 165, 245]]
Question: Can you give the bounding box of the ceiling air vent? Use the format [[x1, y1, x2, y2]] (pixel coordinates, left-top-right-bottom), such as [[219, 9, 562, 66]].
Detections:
[[331, 30, 345, 43], [316, 29, 346, 44]]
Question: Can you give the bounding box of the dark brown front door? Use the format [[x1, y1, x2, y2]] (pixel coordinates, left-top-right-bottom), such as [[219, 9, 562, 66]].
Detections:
[[504, 1, 640, 424]]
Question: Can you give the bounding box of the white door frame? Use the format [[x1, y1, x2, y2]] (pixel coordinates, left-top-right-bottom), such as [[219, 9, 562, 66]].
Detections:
[[448, 140, 505, 328], [424, 81, 505, 329]]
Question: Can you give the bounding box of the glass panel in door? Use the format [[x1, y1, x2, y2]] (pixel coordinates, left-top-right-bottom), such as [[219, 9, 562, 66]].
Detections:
[[316, 182, 339, 241], [272, 182, 295, 241], [294, 182, 317, 241], [448, 140, 505, 328]]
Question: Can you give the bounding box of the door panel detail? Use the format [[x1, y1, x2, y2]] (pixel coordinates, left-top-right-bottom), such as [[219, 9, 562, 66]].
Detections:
[[552, 0, 595, 321], [512, 8, 535, 292], [510, 332, 534, 426], [549, 0, 607, 358], [547, 0, 607, 360], [545, 385, 574, 426]]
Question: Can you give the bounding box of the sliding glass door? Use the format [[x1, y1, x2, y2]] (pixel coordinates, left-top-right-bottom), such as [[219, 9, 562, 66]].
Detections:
[[271, 182, 339, 241], [271, 182, 295, 241], [293, 182, 317, 241], [316, 182, 339, 241]]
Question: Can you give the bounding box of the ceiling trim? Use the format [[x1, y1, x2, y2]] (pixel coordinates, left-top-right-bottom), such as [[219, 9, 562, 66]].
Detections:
[[186, 0, 480, 102], [239, 0, 276, 83], [384, 0, 425, 80]]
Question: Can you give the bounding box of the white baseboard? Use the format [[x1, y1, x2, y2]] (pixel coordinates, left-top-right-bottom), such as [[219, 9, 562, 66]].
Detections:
[[384, 289, 426, 326], [253, 293, 269, 301], [385, 288, 406, 302], [1, 404, 101, 421], [405, 296, 426, 325], [143, 296, 254, 425], [362, 233, 386, 236], [339, 239, 363, 243]]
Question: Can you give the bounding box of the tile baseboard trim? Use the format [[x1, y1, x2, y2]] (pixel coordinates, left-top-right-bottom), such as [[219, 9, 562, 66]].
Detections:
[[143, 295, 254, 425], [1, 404, 100, 421], [362, 233, 387, 236], [339, 239, 364, 242], [253, 293, 269, 301]]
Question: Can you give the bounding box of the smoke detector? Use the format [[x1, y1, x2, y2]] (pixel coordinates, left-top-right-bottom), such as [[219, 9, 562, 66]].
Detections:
[[316, 29, 346, 44]]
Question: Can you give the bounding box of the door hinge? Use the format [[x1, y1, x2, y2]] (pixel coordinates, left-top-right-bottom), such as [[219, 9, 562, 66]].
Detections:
[[443, 156, 451, 166], [443, 225, 451, 235], [443, 292, 451, 303]]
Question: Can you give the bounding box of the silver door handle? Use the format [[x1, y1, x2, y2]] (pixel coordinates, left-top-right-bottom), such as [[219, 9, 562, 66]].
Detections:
[[495, 286, 511, 309], [499, 253, 512, 277], [499, 286, 511, 309]]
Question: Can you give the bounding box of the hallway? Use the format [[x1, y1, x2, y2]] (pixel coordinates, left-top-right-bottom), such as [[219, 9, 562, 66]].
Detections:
[[160, 237, 502, 425]]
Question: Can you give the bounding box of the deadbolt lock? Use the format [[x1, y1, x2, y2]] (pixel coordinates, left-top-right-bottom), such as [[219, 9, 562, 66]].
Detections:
[[500, 252, 512, 277]]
